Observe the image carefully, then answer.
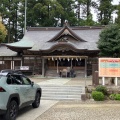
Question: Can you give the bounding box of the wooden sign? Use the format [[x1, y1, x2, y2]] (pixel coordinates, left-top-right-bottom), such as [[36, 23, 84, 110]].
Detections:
[[99, 58, 120, 77]]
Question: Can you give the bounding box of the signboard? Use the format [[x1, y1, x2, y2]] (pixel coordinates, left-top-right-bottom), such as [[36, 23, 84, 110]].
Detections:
[[99, 58, 120, 77], [20, 66, 29, 70]]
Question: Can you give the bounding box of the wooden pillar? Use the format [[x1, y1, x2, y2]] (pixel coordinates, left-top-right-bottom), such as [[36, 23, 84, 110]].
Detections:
[[85, 58, 87, 78], [21, 57, 24, 66], [42, 58, 45, 77], [71, 59, 72, 68], [21, 60, 22, 66], [57, 59, 58, 73], [13, 61, 14, 70], [11, 61, 13, 69]]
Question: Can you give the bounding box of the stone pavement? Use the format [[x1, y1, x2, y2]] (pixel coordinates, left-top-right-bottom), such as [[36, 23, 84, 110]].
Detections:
[[35, 100, 120, 120], [30, 76, 120, 120]]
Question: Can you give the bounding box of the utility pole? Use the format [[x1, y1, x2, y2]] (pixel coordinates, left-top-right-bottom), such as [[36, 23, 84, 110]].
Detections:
[[24, 0, 27, 35]]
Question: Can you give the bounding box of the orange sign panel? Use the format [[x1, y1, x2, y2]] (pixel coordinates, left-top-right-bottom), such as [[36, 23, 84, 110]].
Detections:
[[99, 58, 120, 77]]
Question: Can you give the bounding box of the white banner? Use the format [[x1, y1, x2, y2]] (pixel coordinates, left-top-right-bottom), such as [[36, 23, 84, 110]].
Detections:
[[20, 66, 29, 70]]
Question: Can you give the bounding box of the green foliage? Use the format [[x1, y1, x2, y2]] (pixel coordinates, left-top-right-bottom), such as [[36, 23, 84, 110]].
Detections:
[[109, 94, 120, 100], [109, 94, 116, 100], [95, 85, 107, 95], [115, 94, 120, 100], [97, 25, 120, 57], [0, 0, 23, 42], [98, 0, 114, 25], [0, 22, 7, 42], [92, 91, 104, 101]]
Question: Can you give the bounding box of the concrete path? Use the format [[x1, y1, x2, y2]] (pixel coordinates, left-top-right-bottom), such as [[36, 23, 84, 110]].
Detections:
[[17, 100, 58, 120], [37, 78, 71, 85]]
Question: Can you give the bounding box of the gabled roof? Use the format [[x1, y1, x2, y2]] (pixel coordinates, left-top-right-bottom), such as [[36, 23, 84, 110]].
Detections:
[[48, 26, 86, 42], [4, 26, 103, 53]]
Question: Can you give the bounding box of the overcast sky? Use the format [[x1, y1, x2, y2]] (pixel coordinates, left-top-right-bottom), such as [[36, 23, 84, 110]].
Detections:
[[112, 0, 120, 5]]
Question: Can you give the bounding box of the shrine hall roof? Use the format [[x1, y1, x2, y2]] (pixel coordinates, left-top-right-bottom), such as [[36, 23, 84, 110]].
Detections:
[[6, 26, 104, 52]]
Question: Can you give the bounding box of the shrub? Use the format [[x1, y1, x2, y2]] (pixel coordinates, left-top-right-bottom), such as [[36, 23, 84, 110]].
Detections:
[[115, 94, 120, 100], [95, 85, 107, 95], [109, 94, 116, 100], [109, 94, 120, 100], [92, 91, 104, 101]]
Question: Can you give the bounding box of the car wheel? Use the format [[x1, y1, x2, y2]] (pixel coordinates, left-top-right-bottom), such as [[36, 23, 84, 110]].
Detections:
[[32, 92, 40, 108], [4, 100, 18, 120]]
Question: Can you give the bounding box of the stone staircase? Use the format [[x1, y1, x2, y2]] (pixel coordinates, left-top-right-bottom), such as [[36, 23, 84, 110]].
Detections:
[[41, 85, 85, 100]]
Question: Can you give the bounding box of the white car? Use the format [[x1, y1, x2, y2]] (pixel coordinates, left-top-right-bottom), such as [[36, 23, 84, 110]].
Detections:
[[0, 72, 42, 120]]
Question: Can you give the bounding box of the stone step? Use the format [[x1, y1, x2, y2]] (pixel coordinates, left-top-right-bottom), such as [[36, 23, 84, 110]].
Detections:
[[41, 96, 82, 100], [42, 87, 84, 89], [41, 86, 85, 92], [41, 85, 85, 100], [42, 90, 84, 93]]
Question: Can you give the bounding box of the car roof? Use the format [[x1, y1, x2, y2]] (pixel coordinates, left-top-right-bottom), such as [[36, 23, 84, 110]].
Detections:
[[0, 72, 23, 77], [0, 73, 8, 76], [0, 69, 22, 74]]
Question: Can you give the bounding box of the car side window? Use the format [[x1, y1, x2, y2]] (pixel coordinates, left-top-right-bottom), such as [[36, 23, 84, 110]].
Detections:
[[7, 77, 12, 84], [12, 75, 23, 85], [22, 76, 31, 85], [7, 75, 23, 85]]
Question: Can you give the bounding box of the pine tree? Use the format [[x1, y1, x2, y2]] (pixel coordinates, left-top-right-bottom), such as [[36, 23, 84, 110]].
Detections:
[[97, 0, 114, 25]]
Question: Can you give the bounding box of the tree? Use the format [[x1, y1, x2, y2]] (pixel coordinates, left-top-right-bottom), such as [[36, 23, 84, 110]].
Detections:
[[57, 0, 77, 26], [97, 25, 120, 57], [76, 0, 97, 26], [0, 22, 7, 43], [0, 0, 21, 42], [23, 0, 64, 27], [97, 0, 114, 25]]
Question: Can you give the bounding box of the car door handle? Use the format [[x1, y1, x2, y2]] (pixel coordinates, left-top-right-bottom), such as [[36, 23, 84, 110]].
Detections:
[[26, 88, 29, 90]]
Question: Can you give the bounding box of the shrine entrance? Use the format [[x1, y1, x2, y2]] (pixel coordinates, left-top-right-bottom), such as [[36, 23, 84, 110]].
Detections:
[[42, 56, 88, 77]]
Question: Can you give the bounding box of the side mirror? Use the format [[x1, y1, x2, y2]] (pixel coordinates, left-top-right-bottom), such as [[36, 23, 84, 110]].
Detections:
[[31, 81, 34, 86]]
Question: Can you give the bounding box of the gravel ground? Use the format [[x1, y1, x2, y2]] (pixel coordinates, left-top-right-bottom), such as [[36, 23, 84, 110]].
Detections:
[[35, 100, 120, 120]]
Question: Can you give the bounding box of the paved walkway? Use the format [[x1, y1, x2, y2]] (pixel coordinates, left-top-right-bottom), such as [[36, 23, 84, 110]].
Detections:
[[35, 100, 120, 120]]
